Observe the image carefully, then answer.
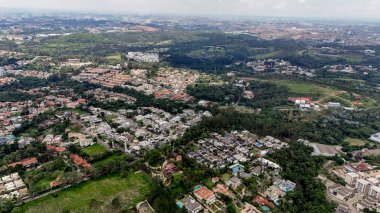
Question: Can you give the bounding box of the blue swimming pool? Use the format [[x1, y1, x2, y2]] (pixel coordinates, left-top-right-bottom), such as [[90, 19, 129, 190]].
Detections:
[[194, 185, 202, 191], [255, 142, 263, 147], [262, 206, 270, 212], [176, 202, 183, 208]]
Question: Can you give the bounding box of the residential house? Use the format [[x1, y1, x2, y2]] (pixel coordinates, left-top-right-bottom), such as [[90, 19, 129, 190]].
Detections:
[[226, 177, 242, 190], [194, 186, 216, 204], [177, 195, 203, 213], [8, 157, 38, 169]]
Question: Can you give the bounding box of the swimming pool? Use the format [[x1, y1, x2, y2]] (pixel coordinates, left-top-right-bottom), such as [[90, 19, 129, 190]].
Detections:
[[176, 202, 183, 208], [262, 206, 270, 212], [255, 142, 263, 147], [194, 185, 202, 191]]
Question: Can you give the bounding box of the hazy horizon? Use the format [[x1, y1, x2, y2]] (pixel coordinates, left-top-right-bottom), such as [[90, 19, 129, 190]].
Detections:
[[0, 0, 380, 21]]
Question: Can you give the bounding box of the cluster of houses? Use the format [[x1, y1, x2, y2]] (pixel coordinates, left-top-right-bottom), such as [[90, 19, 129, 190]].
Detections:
[[0, 69, 52, 79], [0, 77, 17, 86], [73, 68, 132, 88], [127, 51, 160, 63], [187, 131, 258, 169], [0, 100, 59, 145], [258, 136, 289, 151], [84, 88, 136, 104], [154, 68, 199, 97], [82, 106, 211, 153], [246, 59, 316, 77], [73, 66, 200, 102], [60, 58, 92, 68], [176, 155, 295, 213], [187, 131, 288, 170], [0, 173, 28, 200], [177, 184, 227, 213], [264, 179, 296, 202], [1, 88, 87, 142], [324, 64, 377, 75]]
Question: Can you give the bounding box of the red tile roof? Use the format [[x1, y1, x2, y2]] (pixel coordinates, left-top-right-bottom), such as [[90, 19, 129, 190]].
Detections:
[[352, 162, 372, 171], [50, 177, 63, 188], [194, 186, 214, 201], [213, 184, 230, 197], [253, 195, 275, 208], [175, 155, 183, 162], [154, 89, 173, 99], [45, 101, 56, 106], [77, 98, 86, 104], [48, 146, 66, 153], [70, 154, 91, 169], [8, 157, 38, 168]]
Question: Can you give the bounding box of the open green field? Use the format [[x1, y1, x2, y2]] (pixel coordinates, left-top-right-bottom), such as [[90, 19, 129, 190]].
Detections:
[[358, 98, 378, 109], [92, 152, 126, 168], [309, 52, 364, 63], [13, 172, 153, 213], [240, 78, 379, 109], [321, 96, 352, 107], [274, 80, 337, 98], [221, 173, 232, 182], [246, 78, 339, 100], [82, 143, 107, 156], [106, 54, 122, 60], [344, 137, 376, 146], [26, 170, 64, 192], [334, 77, 366, 84], [155, 40, 174, 46]]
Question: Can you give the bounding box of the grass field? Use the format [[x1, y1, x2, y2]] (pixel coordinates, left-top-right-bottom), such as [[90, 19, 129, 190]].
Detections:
[[334, 77, 366, 84], [321, 96, 352, 107], [27, 170, 64, 191], [82, 144, 107, 156], [241, 78, 379, 109], [358, 98, 378, 109], [221, 173, 232, 182], [309, 52, 364, 63], [274, 80, 337, 98], [344, 137, 372, 146], [106, 54, 122, 60], [247, 78, 339, 100], [13, 172, 153, 213], [155, 40, 174, 46], [92, 152, 126, 168]]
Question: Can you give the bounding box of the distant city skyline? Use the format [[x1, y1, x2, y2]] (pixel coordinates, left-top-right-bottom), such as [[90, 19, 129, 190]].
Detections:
[[0, 0, 380, 21]]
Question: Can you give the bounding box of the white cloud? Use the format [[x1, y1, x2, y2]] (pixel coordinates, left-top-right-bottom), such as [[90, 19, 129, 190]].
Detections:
[[274, 1, 287, 9]]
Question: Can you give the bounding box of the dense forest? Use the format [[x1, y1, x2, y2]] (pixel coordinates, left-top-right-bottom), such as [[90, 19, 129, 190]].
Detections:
[[178, 107, 380, 148]]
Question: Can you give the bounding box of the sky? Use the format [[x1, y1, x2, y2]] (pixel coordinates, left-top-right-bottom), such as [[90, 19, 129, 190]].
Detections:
[[1, 0, 380, 20]]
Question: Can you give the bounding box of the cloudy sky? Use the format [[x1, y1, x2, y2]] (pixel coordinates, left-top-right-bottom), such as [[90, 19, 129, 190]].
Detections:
[[1, 0, 380, 20]]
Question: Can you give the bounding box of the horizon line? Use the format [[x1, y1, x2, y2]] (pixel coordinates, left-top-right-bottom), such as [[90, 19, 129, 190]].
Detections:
[[1, 7, 380, 23]]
